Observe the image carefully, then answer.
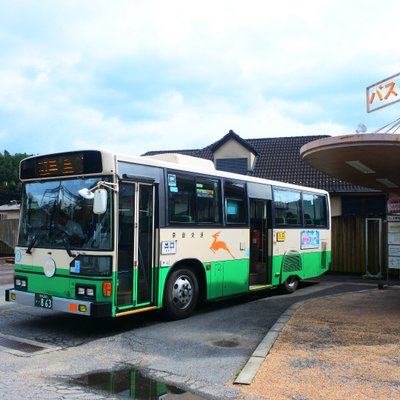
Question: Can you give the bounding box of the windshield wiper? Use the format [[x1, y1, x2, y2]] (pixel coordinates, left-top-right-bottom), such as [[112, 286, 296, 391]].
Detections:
[[25, 225, 74, 258], [48, 224, 74, 258], [25, 225, 54, 254], [61, 237, 74, 258], [26, 233, 42, 254]]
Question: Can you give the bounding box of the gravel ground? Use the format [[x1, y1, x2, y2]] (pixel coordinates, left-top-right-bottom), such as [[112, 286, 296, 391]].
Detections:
[[239, 287, 400, 400]]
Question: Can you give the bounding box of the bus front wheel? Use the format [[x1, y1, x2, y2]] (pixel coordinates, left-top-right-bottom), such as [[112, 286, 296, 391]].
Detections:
[[164, 268, 199, 320], [282, 275, 299, 294]]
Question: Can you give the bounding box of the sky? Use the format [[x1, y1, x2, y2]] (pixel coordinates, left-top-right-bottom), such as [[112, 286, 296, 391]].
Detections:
[[1, 0, 400, 157]]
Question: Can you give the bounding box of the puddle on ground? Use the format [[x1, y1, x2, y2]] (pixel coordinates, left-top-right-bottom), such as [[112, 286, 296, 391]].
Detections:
[[73, 367, 205, 399], [212, 340, 239, 348]]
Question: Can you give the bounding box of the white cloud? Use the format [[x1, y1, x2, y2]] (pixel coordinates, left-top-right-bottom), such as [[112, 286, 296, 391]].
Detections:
[[52, 93, 348, 157], [0, 0, 399, 155]]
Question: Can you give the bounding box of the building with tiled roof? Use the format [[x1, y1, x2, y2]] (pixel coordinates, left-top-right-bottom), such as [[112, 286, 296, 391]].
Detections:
[[144, 130, 378, 195]]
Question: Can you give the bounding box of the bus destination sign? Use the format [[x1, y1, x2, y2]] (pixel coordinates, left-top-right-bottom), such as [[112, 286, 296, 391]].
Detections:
[[36, 155, 83, 177], [20, 151, 103, 179]]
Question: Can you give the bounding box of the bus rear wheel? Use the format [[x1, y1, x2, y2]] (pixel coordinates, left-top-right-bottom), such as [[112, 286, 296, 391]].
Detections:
[[164, 268, 199, 320], [282, 275, 299, 294]]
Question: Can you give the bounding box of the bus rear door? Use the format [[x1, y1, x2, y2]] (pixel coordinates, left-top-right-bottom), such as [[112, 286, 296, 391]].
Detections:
[[249, 198, 271, 288]]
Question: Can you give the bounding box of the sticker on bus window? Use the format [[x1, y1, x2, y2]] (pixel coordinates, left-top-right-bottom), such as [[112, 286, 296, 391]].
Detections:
[[168, 174, 176, 186], [277, 231, 285, 242], [70, 260, 81, 273], [170, 186, 178, 193], [196, 188, 214, 198]]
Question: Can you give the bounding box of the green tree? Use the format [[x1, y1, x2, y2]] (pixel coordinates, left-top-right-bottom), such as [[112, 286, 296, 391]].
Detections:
[[0, 150, 31, 204]]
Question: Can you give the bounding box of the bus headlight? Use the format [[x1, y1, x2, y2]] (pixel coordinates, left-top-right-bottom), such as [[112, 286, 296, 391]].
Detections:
[[75, 285, 96, 300], [14, 276, 28, 291]]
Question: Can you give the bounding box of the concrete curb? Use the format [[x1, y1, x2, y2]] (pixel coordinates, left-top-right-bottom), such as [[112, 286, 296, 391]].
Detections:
[[234, 300, 307, 385], [234, 288, 377, 385]]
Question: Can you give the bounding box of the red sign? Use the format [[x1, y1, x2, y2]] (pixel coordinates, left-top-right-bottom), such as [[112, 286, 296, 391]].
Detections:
[[387, 197, 400, 214]]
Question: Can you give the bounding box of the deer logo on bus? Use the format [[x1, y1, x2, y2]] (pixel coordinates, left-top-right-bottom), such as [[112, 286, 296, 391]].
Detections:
[[210, 231, 235, 259]]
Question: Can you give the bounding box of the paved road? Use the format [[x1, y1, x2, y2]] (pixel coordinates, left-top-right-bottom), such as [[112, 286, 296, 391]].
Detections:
[[0, 261, 13, 304], [0, 279, 375, 399]]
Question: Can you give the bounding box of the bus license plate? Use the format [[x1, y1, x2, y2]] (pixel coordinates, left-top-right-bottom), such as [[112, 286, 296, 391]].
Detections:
[[35, 293, 53, 309]]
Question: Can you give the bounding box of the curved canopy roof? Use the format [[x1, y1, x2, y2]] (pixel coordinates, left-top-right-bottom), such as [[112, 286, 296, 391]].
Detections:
[[301, 134, 400, 194]]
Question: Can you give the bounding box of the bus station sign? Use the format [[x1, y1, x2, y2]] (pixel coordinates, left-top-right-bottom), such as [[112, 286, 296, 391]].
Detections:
[[367, 72, 400, 113], [387, 197, 400, 215], [387, 215, 400, 270]]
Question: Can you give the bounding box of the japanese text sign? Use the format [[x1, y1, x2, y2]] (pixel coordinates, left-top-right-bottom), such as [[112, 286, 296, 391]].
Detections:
[[367, 72, 400, 113]]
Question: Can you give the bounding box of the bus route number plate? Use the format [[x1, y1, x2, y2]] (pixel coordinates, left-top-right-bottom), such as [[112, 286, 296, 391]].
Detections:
[[161, 241, 177, 255], [35, 293, 53, 309]]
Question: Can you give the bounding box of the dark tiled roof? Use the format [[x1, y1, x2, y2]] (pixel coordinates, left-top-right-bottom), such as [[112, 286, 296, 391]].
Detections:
[[209, 129, 258, 155], [143, 132, 379, 194]]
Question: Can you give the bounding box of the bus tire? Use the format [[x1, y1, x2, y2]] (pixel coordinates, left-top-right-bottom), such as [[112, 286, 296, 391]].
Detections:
[[164, 268, 199, 320], [282, 275, 299, 294]]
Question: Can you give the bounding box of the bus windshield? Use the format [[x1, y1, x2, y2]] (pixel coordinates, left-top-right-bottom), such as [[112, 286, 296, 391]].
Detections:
[[18, 177, 113, 252]]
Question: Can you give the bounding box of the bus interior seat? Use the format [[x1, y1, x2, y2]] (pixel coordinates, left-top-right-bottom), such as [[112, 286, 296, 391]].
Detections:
[[304, 214, 313, 226], [286, 213, 298, 224], [172, 214, 193, 223]]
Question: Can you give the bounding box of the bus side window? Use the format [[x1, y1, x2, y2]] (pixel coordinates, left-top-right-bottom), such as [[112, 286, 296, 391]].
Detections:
[[168, 173, 221, 224], [168, 174, 195, 223], [303, 193, 328, 228], [224, 181, 246, 224], [273, 188, 301, 227], [196, 178, 221, 223], [315, 194, 328, 227]]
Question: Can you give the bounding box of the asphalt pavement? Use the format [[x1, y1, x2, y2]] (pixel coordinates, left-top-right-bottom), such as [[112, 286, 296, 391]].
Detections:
[[1, 259, 398, 399]]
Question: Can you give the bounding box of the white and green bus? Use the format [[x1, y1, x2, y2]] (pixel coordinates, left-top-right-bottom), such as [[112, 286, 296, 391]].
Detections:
[[6, 150, 331, 319]]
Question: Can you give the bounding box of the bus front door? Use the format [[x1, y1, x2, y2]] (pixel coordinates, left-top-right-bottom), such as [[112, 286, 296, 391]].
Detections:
[[117, 182, 155, 310]]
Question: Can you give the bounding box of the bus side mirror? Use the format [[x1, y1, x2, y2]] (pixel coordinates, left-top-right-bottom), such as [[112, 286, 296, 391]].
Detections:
[[93, 189, 107, 214]]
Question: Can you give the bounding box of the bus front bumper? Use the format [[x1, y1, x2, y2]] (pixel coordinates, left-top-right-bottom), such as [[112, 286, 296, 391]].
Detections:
[[5, 289, 112, 318]]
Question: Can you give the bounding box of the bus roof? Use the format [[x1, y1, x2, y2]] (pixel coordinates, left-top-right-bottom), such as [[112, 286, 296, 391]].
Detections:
[[117, 151, 329, 195], [20, 149, 329, 195]]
